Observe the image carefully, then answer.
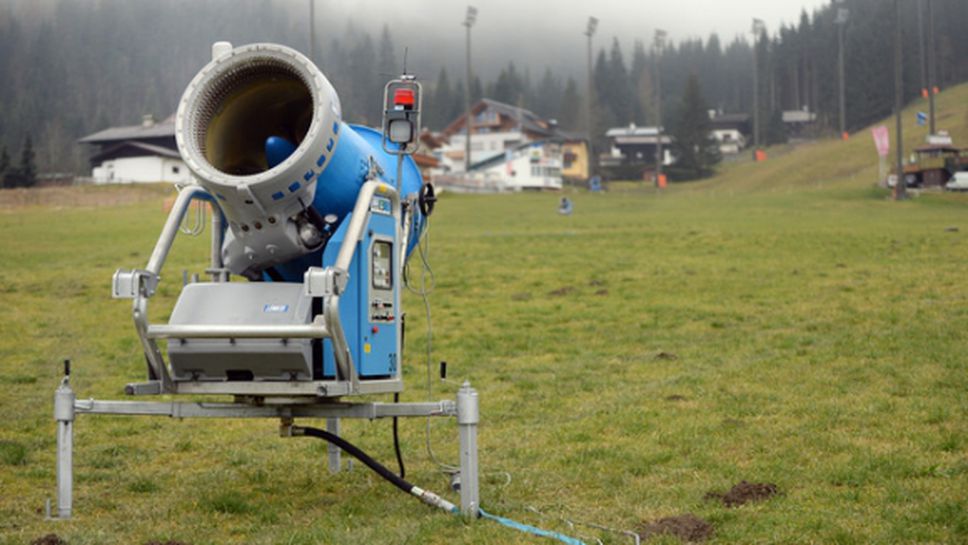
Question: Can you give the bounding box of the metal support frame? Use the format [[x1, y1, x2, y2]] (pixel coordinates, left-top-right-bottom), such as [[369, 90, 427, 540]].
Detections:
[[51, 373, 480, 519], [114, 181, 407, 398]]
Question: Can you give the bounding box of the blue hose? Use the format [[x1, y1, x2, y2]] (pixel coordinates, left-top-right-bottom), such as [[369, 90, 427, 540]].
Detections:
[[479, 508, 588, 545]]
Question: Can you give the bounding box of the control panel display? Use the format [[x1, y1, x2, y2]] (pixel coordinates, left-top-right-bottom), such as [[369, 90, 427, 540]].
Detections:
[[369, 239, 394, 322], [372, 241, 392, 289]]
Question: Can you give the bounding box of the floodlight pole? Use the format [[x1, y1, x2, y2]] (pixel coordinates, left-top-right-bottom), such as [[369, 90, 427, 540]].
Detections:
[[751, 19, 763, 156], [463, 6, 477, 174], [308, 0, 316, 65], [654, 29, 666, 187], [926, 0, 936, 134], [836, 6, 849, 138], [918, 0, 927, 107], [893, 0, 907, 201], [585, 16, 598, 180]]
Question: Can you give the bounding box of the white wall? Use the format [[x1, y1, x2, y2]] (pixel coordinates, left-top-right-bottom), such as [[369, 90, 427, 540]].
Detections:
[[447, 130, 526, 168], [475, 145, 563, 191], [93, 155, 191, 184]]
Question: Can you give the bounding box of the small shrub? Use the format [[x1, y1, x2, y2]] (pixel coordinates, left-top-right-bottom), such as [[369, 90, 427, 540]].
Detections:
[[203, 492, 252, 515], [0, 440, 28, 465], [128, 477, 160, 493]]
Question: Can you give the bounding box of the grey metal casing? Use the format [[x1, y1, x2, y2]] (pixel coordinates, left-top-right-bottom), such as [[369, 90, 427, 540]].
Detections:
[[167, 282, 313, 381]]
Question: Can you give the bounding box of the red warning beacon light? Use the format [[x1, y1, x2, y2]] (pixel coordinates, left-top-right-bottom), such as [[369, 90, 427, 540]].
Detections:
[[393, 88, 415, 110]]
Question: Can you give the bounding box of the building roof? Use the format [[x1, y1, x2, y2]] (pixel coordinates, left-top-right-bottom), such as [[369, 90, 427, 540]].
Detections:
[[914, 144, 961, 153], [441, 98, 555, 138], [781, 110, 817, 123], [468, 139, 562, 172], [89, 140, 181, 164], [711, 113, 750, 124], [79, 114, 176, 144], [605, 125, 662, 138]]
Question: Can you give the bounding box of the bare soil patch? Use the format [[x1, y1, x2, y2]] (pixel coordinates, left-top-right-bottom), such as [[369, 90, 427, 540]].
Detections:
[[31, 535, 66, 545], [637, 514, 713, 542], [705, 481, 779, 507], [547, 286, 575, 297]]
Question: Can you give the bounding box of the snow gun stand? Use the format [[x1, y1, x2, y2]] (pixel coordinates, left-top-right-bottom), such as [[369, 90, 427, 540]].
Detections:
[[49, 180, 478, 520]]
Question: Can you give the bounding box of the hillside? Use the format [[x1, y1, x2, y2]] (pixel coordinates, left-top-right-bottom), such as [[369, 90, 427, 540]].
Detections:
[[698, 82, 968, 193]]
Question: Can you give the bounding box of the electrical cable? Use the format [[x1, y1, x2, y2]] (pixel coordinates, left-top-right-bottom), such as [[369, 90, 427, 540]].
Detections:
[[479, 508, 588, 545], [402, 219, 513, 484], [295, 427, 589, 545], [296, 426, 456, 513], [402, 218, 459, 473], [392, 392, 405, 479]]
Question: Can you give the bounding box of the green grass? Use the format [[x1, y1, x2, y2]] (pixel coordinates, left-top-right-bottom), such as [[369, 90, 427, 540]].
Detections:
[[0, 86, 966, 544]]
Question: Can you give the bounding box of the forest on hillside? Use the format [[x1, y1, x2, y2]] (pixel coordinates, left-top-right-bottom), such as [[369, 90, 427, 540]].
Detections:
[[0, 0, 965, 174]]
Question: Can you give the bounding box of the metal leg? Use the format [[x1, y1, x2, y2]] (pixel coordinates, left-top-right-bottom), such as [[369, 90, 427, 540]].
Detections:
[[326, 417, 341, 473], [53, 374, 76, 519], [456, 381, 479, 516]]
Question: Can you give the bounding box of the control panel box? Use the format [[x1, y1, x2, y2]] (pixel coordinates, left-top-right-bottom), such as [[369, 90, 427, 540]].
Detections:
[[321, 194, 399, 379]]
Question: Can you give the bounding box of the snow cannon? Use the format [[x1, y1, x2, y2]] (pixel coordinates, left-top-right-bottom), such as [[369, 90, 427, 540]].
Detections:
[[111, 41, 436, 398], [54, 41, 484, 525], [174, 42, 431, 281]]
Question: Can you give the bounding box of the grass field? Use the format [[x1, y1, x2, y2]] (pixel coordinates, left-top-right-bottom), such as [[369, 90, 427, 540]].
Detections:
[[0, 86, 966, 544]]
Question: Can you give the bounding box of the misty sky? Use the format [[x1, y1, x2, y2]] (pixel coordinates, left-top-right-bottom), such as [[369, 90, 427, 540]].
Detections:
[[320, 0, 831, 78], [332, 0, 829, 40]]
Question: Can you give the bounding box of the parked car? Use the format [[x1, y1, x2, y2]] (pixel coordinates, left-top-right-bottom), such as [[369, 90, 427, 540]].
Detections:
[[945, 171, 968, 192]]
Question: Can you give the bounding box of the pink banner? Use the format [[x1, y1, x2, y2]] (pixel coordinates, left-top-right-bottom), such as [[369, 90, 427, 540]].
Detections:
[[871, 125, 890, 158]]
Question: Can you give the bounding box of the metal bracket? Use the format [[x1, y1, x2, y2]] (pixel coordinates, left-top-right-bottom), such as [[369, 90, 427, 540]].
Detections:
[[305, 266, 348, 297], [112, 269, 158, 299], [366, 155, 385, 182]]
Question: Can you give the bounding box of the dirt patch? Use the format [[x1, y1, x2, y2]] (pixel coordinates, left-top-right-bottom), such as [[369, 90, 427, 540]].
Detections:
[[945, 226, 959, 232], [31, 535, 66, 545], [637, 514, 713, 542], [144, 541, 192, 545], [665, 394, 687, 401], [588, 279, 606, 287], [705, 481, 779, 507], [0, 185, 168, 210], [547, 286, 575, 297], [654, 351, 678, 361], [594, 288, 609, 296], [510, 292, 532, 301]]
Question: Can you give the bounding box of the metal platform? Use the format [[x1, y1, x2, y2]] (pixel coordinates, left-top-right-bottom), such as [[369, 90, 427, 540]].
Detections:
[[52, 371, 480, 519]]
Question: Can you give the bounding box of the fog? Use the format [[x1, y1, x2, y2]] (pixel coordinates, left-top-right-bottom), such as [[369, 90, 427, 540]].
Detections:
[[314, 0, 830, 77]]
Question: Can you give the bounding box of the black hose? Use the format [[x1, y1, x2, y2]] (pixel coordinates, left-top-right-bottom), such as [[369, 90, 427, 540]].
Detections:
[[392, 393, 406, 479], [300, 426, 414, 495]]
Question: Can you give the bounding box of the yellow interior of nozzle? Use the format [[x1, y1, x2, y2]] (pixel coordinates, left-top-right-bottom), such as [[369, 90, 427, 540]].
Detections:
[[203, 69, 313, 176]]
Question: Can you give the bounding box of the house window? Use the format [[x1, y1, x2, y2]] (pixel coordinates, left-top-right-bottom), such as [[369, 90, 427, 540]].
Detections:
[[475, 110, 498, 125], [171, 165, 180, 174]]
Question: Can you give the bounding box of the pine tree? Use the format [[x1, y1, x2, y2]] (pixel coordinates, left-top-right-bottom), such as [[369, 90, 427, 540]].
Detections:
[[429, 68, 454, 130], [629, 40, 652, 124], [533, 68, 563, 120], [607, 38, 632, 125], [668, 75, 720, 181], [378, 25, 396, 77], [558, 77, 581, 131], [0, 145, 11, 190], [19, 134, 36, 187]]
